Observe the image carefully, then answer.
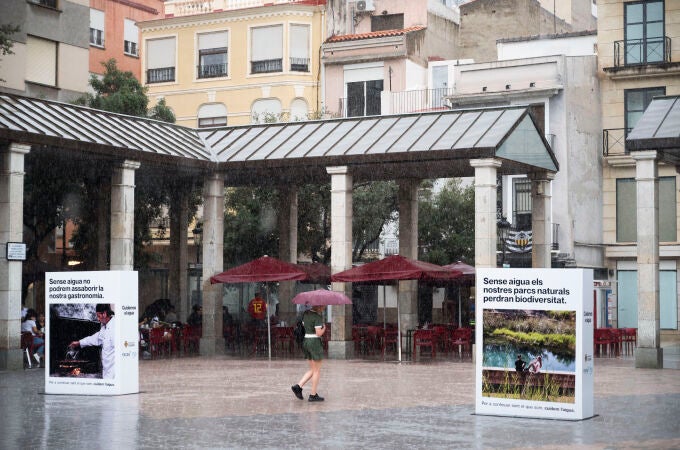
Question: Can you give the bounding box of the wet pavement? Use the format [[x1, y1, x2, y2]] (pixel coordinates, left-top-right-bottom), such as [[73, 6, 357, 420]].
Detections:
[[1, 342, 679, 450]]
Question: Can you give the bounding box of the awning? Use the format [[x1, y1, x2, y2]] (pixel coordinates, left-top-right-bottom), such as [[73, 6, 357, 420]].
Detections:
[[627, 95, 680, 152], [0, 93, 558, 185]]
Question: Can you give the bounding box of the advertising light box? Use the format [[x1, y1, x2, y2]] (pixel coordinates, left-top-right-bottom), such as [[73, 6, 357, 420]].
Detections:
[[475, 268, 594, 420], [45, 271, 139, 396]]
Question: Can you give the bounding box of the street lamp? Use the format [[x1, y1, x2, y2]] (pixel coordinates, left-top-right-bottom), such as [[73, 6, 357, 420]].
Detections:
[[497, 216, 511, 267]]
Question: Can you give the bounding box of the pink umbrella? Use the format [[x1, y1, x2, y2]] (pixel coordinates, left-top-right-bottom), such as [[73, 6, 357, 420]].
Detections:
[[292, 289, 352, 306]]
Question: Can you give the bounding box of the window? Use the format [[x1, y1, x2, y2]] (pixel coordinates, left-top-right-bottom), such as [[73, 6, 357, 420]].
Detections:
[[90, 9, 104, 47], [347, 80, 383, 117], [371, 14, 404, 32], [197, 103, 227, 128], [26, 36, 57, 87], [146, 37, 176, 83], [197, 31, 228, 79], [624, 0, 665, 64], [124, 19, 138, 57], [616, 177, 677, 242], [251, 98, 282, 123], [289, 24, 310, 72], [289, 98, 309, 121], [251, 25, 283, 74], [513, 178, 532, 230], [624, 86, 666, 132], [30, 0, 58, 8]]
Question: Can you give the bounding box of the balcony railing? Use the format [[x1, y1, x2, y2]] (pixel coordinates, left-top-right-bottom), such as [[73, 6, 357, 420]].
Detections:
[[197, 63, 228, 79], [602, 128, 631, 156], [30, 0, 58, 8], [613, 37, 671, 67], [290, 57, 309, 72], [147, 67, 176, 84], [165, 0, 303, 17], [387, 88, 454, 115], [251, 59, 282, 74]]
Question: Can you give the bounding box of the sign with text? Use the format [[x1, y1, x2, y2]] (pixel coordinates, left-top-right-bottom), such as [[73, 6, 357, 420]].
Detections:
[[45, 271, 139, 396], [475, 268, 593, 420]]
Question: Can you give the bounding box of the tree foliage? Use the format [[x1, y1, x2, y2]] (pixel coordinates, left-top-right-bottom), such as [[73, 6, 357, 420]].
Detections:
[[418, 178, 475, 265], [0, 23, 20, 82], [223, 187, 280, 265], [352, 181, 398, 261]]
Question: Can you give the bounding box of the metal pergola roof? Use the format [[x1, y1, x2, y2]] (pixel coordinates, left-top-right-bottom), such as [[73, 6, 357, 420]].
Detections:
[[627, 95, 680, 152], [0, 93, 558, 185]]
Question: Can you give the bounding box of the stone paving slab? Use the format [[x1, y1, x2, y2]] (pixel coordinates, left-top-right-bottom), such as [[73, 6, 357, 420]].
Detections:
[[1, 354, 678, 450]]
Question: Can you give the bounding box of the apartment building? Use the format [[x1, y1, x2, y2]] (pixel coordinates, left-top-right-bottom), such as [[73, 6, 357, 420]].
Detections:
[[139, 0, 327, 128], [89, 0, 164, 80], [0, 0, 89, 101], [598, 0, 679, 335]]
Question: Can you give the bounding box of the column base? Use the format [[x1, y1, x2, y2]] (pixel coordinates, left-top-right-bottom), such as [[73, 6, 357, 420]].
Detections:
[[200, 337, 226, 356], [0, 349, 24, 370], [328, 340, 354, 359], [635, 347, 663, 369]]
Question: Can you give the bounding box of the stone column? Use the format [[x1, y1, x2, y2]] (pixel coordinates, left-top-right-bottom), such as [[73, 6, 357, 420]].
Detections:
[[0, 142, 30, 370], [200, 173, 225, 355], [397, 179, 420, 338], [633, 151, 662, 368], [96, 177, 110, 270], [169, 187, 189, 322], [327, 166, 353, 359], [529, 172, 554, 268], [278, 186, 298, 325], [110, 160, 140, 271], [471, 159, 502, 268]]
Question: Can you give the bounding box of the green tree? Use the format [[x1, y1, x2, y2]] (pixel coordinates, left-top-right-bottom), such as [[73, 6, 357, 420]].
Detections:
[[418, 178, 475, 265], [223, 186, 279, 265], [76, 59, 148, 116], [352, 181, 398, 261]]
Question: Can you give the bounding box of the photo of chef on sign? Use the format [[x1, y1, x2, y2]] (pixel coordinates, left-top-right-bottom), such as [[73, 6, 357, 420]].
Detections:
[[49, 303, 116, 379]]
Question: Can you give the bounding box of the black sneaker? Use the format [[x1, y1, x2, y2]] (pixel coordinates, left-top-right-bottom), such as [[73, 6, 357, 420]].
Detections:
[[308, 393, 324, 402], [291, 384, 303, 400]]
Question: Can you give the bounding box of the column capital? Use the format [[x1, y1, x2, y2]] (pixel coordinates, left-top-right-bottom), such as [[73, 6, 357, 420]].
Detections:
[[8, 142, 31, 155], [326, 166, 349, 175], [631, 150, 658, 162], [118, 160, 141, 171], [470, 158, 502, 169], [528, 171, 555, 182]]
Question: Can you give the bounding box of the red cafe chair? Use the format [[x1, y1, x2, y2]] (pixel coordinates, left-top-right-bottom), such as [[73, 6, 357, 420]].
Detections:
[[413, 329, 436, 360]]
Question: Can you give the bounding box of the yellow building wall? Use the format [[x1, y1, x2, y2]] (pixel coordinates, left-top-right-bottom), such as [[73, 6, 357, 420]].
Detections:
[[598, 0, 680, 246], [140, 6, 324, 128]]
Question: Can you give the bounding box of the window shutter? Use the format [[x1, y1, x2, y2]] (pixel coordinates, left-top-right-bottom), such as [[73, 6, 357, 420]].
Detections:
[[124, 19, 138, 44], [26, 36, 57, 86], [251, 25, 282, 60], [289, 24, 309, 59], [90, 9, 104, 31], [147, 38, 176, 69], [198, 31, 228, 50]]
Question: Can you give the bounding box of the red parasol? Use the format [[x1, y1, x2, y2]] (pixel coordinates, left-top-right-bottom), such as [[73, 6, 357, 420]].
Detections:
[[331, 255, 462, 283], [210, 256, 307, 284], [292, 289, 352, 306]]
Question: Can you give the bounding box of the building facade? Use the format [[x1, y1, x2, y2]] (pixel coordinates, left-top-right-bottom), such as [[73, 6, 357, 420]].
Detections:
[[88, 0, 164, 80], [0, 0, 90, 102], [598, 0, 679, 336], [139, 0, 327, 128]]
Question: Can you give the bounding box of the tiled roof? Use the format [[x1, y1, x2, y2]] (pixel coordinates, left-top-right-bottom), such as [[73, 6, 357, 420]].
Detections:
[[325, 26, 426, 43]]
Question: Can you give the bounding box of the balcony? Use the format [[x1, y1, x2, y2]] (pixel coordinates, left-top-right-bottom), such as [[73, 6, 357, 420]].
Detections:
[[147, 67, 175, 84], [197, 63, 228, 79], [164, 0, 310, 17], [29, 0, 58, 8], [602, 128, 631, 156], [613, 37, 671, 67], [251, 59, 282, 74]]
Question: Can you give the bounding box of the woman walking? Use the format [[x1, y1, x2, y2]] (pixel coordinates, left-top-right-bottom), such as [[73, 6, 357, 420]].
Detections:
[[291, 305, 326, 402]]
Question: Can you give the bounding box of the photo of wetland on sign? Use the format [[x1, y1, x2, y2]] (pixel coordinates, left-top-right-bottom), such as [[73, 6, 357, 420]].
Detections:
[[482, 309, 576, 403]]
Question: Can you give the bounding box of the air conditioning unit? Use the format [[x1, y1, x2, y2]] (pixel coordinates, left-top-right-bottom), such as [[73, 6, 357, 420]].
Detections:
[[356, 0, 375, 12]]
